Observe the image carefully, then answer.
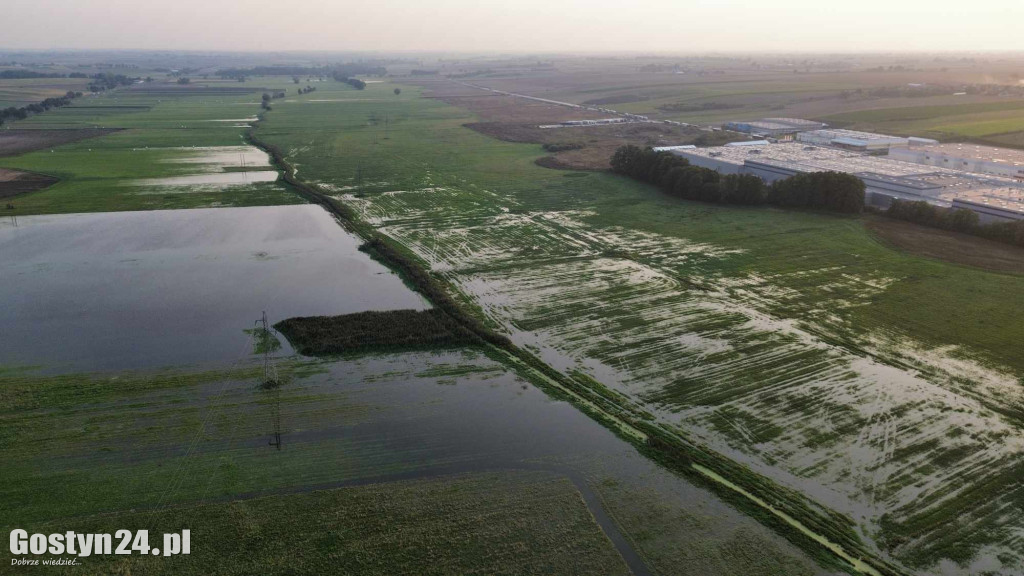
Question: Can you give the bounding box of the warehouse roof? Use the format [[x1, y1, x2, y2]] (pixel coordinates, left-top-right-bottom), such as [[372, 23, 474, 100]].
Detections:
[[674, 143, 1024, 207], [799, 128, 907, 144], [903, 143, 1024, 167]]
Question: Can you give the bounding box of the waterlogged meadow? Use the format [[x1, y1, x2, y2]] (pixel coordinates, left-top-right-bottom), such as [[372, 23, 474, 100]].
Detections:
[[254, 80, 1024, 574]]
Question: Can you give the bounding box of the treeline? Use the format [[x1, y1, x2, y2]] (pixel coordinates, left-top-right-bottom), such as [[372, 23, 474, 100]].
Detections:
[[297, 86, 317, 95], [333, 74, 366, 89], [0, 69, 135, 90], [0, 70, 93, 79], [87, 73, 136, 92], [260, 91, 285, 110], [274, 309, 478, 356], [610, 145, 865, 213], [216, 63, 386, 79], [886, 200, 1024, 247], [0, 70, 64, 79], [0, 90, 83, 126]]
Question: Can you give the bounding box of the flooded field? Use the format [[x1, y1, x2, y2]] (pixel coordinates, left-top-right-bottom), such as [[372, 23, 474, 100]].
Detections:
[[341, 176, 1024, 574], [160, 145, 272, 168], [134, 170, 279, 188], [135, 145, 279, 189], [0, 205, 426, 371], [252, 81, 1024, 574], [0, 349, 828, 575]]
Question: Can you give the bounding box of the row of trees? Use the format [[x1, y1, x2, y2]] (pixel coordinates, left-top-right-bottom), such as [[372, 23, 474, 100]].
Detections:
[[610, 145, 865, 213], [0, 91, 82, 126], [0, 69, 135, 90], [216, 64, 386, 80], [0, 70, 98, 80], [886, 199, 1024, 247], [297, 86, 317, 95], [333, 73, 366, 89], [260, 91, 286, 110], [87, 73, 136, 92], [608, 146, 1023, 247]]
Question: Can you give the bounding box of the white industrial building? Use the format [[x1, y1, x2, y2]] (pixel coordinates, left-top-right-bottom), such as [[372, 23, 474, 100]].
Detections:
[[889, 143, 1024, 181], [670, 142, 1024, 222], [723, 118, 827, 139], [652, 145, 697, 152], [796, 129, 912, 152]]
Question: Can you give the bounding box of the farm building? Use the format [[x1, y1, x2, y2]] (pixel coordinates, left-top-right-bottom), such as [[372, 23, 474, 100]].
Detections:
[[670, 142, 1024, 220], [796, 129, 910, 152], [889, 143, 1024, 181]]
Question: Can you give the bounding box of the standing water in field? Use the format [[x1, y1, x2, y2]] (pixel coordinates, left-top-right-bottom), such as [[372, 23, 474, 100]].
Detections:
[[0, 205, 427, 372], [134, 145, 280, 189]]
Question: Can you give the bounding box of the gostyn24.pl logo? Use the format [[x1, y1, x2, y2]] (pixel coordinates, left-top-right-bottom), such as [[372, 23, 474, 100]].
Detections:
[[10, 529, 190, 564]]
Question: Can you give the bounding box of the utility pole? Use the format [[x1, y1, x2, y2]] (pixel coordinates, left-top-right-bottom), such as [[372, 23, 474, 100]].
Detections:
[[254, 311, 277, 387], [268, 386, 282, 451]]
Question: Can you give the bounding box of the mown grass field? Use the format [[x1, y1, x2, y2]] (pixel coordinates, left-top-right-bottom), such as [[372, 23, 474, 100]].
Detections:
[[253, 79, 1024, 574]]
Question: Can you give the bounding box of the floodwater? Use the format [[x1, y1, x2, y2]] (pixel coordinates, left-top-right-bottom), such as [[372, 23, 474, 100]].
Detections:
[[0, 205, 427, 371], [134, 170, 279, 187], [162, 146, 272, 168], [35, 350, 828, 576], [137, 146, 277, 188]]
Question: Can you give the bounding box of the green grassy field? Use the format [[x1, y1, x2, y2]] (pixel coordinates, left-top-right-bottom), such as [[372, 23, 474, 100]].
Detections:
[[821, 100, 1024, 142], [251, 79, 1024, 574], [5, 67, 1022, 574]]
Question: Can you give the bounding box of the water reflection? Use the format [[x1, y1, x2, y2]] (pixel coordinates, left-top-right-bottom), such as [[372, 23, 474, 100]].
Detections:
[[0, 205, 428, 371]]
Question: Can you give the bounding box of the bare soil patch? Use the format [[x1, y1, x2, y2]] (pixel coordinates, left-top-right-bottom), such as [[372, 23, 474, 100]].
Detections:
[[866, 216, 1024, 275], [0, 128, 120, 157], [0, 168, 58, 200], [469, 121, 704, 170]]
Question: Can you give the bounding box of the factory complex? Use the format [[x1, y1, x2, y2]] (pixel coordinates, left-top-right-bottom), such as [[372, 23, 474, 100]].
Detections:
[[670, 142, 1024, 222], [722, 118, 826, 139], [889, 142, 1024, 180]]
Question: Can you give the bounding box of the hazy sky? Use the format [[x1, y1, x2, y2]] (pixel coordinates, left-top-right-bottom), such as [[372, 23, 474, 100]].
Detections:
[[6, 0, 1024, 53]]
